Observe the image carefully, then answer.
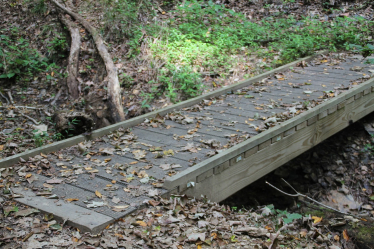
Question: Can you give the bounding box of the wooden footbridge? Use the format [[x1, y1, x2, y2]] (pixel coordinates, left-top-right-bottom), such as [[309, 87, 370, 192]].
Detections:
[[1, 52, 374, 233]]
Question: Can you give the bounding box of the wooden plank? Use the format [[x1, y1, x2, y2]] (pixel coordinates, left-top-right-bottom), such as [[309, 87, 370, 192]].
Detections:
[[259, 139, 271, 151], [180, 90, 374, 202], [284, 127, 296, 137], [230, 153, 244, 166], [0, 52, 326, 169], [364, 88, 371, 95], [296, 121, 307, 131], [338, 100, 346, 110], [271, 134, 283, 144], [318, 110, 328, 120], [307, 116, 317, 126], [213, 161, 230, 175], [196, 169, 213, 183], [244, 146, 258, 158], [163, 77, 374, 192], [328, 105, 337, 115], [355, 92, 363, 100]]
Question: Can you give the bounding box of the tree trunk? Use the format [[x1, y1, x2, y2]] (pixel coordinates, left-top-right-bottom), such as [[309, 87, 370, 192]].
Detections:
[[59, 14, 80, 99], [51, 0, 126, 123]]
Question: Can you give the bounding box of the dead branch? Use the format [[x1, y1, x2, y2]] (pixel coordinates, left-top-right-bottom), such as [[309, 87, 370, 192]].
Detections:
[[59, 14, 81, 99], [266, 179, 363, 219], [0, 91, 10, 105], [20, 113, 40, 125], [51, 0, 125, 123], [51, 87, 64, 106], [268, 223, 291, 249], [7, 90, 14, 104]]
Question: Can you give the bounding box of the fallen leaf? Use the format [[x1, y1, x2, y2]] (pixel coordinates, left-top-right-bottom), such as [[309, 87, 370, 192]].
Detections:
[[136, 221, 147, 227], [343, 229, 349, 241], [66, 198, 79, 202], [95, 190, 102, 198], [46, 178, 63, 184], [312, 216, 323, 224]]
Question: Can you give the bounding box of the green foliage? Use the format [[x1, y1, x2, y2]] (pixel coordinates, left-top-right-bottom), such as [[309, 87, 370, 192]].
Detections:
[[349, 43, 374, 58], [263, 204, 303, 224], [363, 135, 374, 155], [32, 130, 49, 147], [152, 0, 373, 66], [103, 0, 156, 57], [0, 28, 48, 80], [150, 65, 203, 103], [33, 0, 47, 14], [48, 33, 68, 60]]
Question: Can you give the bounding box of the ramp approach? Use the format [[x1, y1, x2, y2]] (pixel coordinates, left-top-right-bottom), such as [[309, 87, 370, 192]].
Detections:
[[2, 53, 374, 233]]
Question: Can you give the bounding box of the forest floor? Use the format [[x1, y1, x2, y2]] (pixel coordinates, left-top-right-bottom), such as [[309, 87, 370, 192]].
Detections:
[[1, 0, 374, 248]]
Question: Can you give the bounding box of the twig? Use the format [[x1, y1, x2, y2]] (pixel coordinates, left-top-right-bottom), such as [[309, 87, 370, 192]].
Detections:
[[22, 231, 34, 242], [266, 178, 362, 219], [20, 113, 40, 125], [268, 223, 290, 249], [51, 87, 64, 106], [0, 91, 10, 105], [7, 90, 14, 104], [0, 106, 44, 110]]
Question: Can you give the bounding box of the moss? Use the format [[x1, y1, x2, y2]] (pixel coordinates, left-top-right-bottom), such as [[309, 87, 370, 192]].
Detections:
[[356, 225, 374, 240]]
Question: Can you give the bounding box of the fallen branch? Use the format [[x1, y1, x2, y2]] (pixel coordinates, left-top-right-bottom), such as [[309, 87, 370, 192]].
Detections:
[[20, 113, 40, 125], [265, 178, 362, 220], [266, 178, 363, 219], [51, 0, 125, 123], [268, 224, 291, 249], [7, 90, 14, 104], [59, 14, 81, 99], [50, 87, 64, 106], [0, 91, 10, 105]]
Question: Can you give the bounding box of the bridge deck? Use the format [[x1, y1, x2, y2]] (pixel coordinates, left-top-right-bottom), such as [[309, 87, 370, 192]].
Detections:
[[2, 53, 374, 233]]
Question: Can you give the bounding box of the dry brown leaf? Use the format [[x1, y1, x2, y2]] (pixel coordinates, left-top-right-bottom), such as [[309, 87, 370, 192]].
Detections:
[[312, 216, 323, 223], [334, 235, 340, 241], [66, 198, 79, 202], [136, 221, 147, 227], [343, 229, 349, 241], [95, 190, 102, 198]]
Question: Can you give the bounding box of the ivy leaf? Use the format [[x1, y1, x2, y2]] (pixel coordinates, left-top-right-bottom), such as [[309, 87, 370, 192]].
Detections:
[[283, 213, 302, 224]]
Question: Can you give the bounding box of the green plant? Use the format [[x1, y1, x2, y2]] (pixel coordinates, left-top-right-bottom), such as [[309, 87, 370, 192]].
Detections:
[[0, 28, 48, 80], [363, 135, 374, 155], [32, 130, 49, 147]]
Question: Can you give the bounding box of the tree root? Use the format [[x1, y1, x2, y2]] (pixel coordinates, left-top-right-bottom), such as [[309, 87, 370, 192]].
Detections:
[[51, 0, 125, 123], [59, 14, 80, 99]]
